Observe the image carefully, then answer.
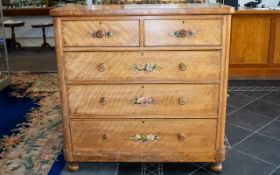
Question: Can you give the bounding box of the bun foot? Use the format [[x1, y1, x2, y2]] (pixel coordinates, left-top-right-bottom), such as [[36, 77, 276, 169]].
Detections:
[[210, 162, 223, 173], [67, 162, 79, 172]]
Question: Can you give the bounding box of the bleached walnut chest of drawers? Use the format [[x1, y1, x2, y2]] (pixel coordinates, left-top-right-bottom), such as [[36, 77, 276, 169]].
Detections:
[[50, 4, 234, 172]]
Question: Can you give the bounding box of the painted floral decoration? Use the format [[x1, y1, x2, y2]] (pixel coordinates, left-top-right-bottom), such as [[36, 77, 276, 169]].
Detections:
[[170, 28, 196, 38], [130, 63, 161, 73], [129, 134, 160, 142], [132, 96, 155, 105]]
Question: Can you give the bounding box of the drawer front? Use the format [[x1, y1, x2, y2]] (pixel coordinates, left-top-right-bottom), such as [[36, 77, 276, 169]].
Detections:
[[144, 19, 222, 46], [62, 20, 139, 47], [68, 84, 219, 117], [65, 51, 221, 82], [70, 119, 217, 153]]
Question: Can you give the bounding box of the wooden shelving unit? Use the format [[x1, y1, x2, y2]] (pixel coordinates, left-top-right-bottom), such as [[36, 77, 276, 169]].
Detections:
[[3, 7, 52, 16], [2, 0, 52, 16]]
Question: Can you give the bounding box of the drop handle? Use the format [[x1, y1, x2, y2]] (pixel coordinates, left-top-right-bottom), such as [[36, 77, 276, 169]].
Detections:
[[103, 134, 110, 142], [178, 63, 187, 71], [98, 63, 106, 72], [99, 97, 107, 105], [178, 97, 186, 105], [177, 133, 186, 142]]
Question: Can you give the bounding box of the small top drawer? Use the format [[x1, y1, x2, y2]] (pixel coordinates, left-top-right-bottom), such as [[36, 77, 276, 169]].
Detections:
[[144, 19, 222, 46], [62, 20, 140, 47]]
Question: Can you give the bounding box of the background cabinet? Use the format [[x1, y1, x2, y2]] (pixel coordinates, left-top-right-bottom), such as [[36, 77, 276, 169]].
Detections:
[[273, 17, 280, 64], [229, 11, 280, 79], [230, 15, 271, 64], [1, 0, 86, 16]]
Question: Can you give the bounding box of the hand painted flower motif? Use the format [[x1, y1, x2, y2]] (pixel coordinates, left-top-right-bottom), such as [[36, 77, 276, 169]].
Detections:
[[130, 63, 161, 73], [129, 134, 160, 142], [132, 96, 155, 105], [170, 28, 196, 38]]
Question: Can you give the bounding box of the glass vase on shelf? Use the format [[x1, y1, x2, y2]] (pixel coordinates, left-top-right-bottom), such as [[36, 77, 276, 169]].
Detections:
[[0, 0, 10, 90]]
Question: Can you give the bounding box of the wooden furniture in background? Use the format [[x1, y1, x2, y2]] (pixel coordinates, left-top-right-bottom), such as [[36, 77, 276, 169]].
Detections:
[[2, 0, 51, 16], [3, 8, 52, 16], [229, 10, 280, 79], [51, 4, 234, 173], [31, 23, 53, 49], [273, 17, 280, 64], [3, 20, 25, 51]]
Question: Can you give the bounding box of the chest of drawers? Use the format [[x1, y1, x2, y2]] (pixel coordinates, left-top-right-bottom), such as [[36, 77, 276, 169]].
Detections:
[[51, 4, 234, 173]]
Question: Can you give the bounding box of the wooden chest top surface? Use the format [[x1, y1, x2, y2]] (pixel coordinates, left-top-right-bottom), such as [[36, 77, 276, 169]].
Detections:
[[50, 4, 234, 17]]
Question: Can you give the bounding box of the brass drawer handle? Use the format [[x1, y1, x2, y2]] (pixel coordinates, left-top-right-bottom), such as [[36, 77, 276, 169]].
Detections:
[[91, 30, 112, 38], [99, 97, 107, 105], [178, 97, 186, 105], [129, 134, 160, 142], [177, 133, 186, 142], [103, 134, 110, 142], [98, 63, 106, 72], [178, 63, 186, 71]]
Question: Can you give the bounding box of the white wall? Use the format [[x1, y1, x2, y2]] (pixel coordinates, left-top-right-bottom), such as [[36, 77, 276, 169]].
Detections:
[[238, 0, 278, 6], [209, 0, 279, 7], [4, 16, 54, 47]]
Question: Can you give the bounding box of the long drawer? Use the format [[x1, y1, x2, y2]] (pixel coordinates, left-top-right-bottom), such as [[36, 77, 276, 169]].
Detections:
[[65, 51, 221, 83], [144, 19, 222, 46], [67, 84, 219, 117], [70, 119, 217, 153], [62, 20, 139, 47]]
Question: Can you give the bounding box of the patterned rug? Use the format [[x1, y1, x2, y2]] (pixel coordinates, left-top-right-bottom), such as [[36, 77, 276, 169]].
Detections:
[[0, 73, 64, 175]]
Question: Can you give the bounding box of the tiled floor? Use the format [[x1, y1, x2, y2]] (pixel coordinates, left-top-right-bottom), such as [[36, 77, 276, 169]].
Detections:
[[61, 83, 280, 175]]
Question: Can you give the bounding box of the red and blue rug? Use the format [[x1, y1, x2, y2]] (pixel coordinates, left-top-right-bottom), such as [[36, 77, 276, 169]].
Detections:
[[0, 73, 65, 175]]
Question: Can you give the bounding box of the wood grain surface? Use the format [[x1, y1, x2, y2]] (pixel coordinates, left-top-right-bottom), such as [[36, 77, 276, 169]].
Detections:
[[273, 17, 280, 64], [52, 5, 232, 168], [62, 20, 139, 47], [70, 119, 217, 153], [144, 19, 222, 46], [64, 51, 221, 82], [229, 13, 280, 79], [230, 15, 271, 64], [50, 4, 234, 17], [67, 84, 219, 117]]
